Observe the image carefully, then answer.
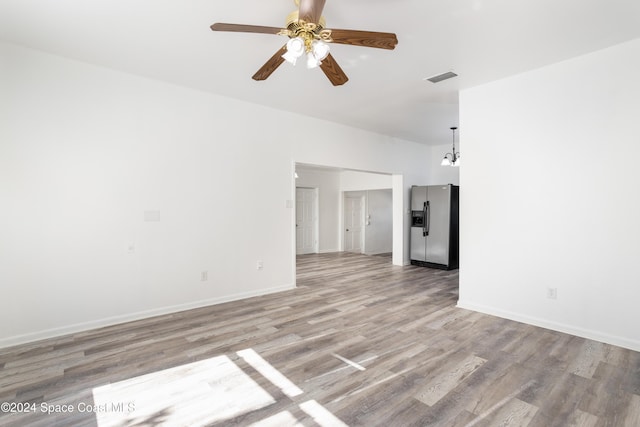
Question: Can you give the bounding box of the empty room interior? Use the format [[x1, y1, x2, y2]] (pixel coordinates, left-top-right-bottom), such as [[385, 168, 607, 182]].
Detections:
[[1, 1, 640, 426]]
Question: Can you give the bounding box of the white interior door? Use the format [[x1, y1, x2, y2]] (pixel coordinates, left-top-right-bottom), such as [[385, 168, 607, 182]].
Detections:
[[344, 196, 364, 253], [296, 187, 318, 255]]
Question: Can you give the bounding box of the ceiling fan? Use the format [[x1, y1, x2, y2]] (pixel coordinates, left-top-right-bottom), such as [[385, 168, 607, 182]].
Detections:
[[210, 0, 398, 86]]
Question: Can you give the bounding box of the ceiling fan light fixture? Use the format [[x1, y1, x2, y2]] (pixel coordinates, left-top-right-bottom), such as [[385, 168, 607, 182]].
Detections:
[[282, 37, 305, 65], [312, 40, 330, 61], [306, 40, 330, 69], [306, 52, 321, 69], [210, 0, 398, 86]]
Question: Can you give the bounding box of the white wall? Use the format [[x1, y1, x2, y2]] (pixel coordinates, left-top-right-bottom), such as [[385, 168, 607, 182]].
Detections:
[[0, 42, 430, 347], [458, 38, 640, 351], [295, 169, 340, 253], [340, 170, 391, 191]]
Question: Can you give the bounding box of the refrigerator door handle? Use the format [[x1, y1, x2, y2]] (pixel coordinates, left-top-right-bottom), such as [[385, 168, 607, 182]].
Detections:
[[423, 201, 430, 236]]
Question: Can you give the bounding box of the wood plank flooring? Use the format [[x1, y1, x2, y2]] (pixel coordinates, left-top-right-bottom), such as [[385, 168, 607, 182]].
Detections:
[[1, 252, 639, 426]]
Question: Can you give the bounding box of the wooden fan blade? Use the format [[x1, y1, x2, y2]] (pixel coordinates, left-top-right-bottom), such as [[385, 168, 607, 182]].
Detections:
[[298, 0, 326, 24], [252, 45, 287, 81], [210, 23, 282, 35], [329, 29, 398, 50], [319, 53, 348, 86]]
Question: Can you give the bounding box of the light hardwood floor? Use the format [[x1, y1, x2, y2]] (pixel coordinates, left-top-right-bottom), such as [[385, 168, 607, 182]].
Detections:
[[1, 252, 639, 426]]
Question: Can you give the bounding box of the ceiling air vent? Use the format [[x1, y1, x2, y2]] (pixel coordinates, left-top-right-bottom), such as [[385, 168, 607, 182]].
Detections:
[[424, 71, 458, 83]]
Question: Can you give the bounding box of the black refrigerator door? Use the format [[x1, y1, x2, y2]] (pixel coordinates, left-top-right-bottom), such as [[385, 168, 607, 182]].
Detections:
[[410, 186, 428, 262]]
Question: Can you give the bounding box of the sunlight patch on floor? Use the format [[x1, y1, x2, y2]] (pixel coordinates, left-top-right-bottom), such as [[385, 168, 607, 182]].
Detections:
[[238, 348, 303, 397], [247, 410, 303, 427], [91, 348, 350, 426], [331, 353, 367, 371], [92, 355, 275, 426], [299, 400, 349, 427]]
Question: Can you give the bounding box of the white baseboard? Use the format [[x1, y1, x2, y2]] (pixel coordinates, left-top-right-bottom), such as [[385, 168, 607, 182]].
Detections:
[[457, 300, 640, 353], [318, 248, 340, 254], [0, 284, 294, 350]]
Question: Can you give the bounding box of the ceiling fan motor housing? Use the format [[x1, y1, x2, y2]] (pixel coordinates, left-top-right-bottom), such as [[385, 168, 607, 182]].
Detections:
[[283, 11, 332, 48]]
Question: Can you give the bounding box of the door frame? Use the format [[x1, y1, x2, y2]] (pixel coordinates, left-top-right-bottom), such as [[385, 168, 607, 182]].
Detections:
[[290, 160, 405, 289]]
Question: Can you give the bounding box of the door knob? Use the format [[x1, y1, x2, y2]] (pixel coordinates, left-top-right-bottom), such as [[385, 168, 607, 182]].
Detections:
[[346, 229, 349, 231]]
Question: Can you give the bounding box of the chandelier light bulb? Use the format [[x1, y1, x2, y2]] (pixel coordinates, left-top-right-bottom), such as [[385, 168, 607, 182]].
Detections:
[[441, 157, 451, 166]]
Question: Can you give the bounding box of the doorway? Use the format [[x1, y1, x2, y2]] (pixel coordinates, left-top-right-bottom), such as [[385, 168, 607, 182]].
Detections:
[[292, 163, 405, 289]]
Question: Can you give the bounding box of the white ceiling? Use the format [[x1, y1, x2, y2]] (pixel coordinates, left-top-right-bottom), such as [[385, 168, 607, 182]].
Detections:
[[1, 0, 639, 145]]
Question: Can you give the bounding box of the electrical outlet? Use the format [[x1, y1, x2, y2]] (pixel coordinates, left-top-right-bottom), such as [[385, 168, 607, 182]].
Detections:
[[547, 288, 557, 299], [256, 260, 263, 270], [201, 271, 208, 281]]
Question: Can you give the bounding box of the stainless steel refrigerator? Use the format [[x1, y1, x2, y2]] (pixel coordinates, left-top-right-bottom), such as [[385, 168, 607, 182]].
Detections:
[[410, 184, 459, 270]]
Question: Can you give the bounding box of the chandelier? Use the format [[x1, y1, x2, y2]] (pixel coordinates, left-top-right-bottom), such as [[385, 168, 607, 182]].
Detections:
[[441, 127, 460, 167]]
